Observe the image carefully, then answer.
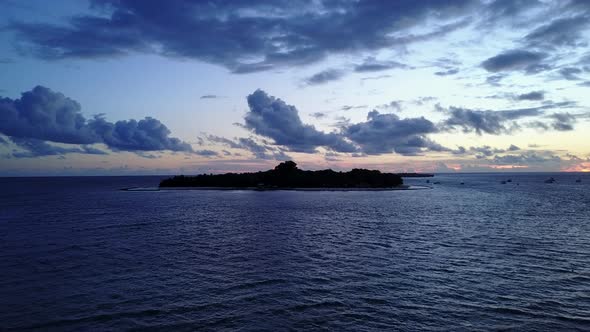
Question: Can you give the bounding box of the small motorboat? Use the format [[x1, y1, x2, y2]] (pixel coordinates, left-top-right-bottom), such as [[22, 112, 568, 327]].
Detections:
[[544, 177, 556, 184]]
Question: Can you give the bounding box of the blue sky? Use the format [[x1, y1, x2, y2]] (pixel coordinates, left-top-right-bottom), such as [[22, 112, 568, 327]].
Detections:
[[1, 0, 589, 175]]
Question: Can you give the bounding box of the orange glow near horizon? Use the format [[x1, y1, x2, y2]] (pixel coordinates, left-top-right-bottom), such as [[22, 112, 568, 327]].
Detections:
[[562, 162, 590, 172], [489, 165, 529, 170]]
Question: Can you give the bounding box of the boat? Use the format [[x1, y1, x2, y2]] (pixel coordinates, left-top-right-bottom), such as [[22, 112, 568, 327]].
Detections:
[[507, 179, 512, 183], [576, 178, 582, 183], [501, 181, 507, 184], [544, 177, 555, 184]]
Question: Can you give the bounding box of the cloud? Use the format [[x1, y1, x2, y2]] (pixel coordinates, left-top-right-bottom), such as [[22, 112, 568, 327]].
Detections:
[[525, 16, 590, 47], [413, 97, 437, 105], [195, 149, 218, 157], [434, 68, 459, 76], [310, 112, 326, 119], [453, 144, 521, 157], [481, 50, 547, 73], [10, 1, 476, 72], [549, 112, 576, 131], [490, 152, 561, 165], [0, 86, 193, 155], [0, 86, 98, 144], [89, 116, 193, 152], [208, 135, 289, 160], [361, 74, 392, 81], [486, 74, 506, 86], [483, 0, 543, 25], [527, 110, 588, 132], [440, 105, 544, 135], [341, 105, 367, 111], [8, 137, 108, 158], [517, 91, 544, 101], [244, 89, 357, 153], [354, 57, 408, 73], [344, 110, 442, 155], [559, 67, 583, 80], [304, 69, 345, 85], [508, 144, 520, 151], [376, 101, 402, 112], [469, 145, 507, 158]]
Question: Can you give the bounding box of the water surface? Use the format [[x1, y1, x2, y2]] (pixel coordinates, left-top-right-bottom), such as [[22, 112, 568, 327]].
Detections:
[[1, 173, 589, 331]]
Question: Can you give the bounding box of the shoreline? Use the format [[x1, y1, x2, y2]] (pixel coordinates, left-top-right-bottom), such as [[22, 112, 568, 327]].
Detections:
[[123, 185, 431, 192]]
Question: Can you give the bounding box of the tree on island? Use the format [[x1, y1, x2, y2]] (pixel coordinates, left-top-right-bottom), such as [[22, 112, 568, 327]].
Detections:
[[160, 161, 404, 188], [274, 160, 298, 173]]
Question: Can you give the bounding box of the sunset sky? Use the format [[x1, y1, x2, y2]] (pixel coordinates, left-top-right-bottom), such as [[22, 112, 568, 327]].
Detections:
[[1, 0, 589, 175]]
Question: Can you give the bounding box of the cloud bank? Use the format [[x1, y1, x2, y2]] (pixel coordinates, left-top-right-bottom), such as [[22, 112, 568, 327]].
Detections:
[[0, 86, 193, 157]]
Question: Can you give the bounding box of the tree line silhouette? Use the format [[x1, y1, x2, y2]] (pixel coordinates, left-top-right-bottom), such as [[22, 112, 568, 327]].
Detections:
[[160, 161, 404, 188]]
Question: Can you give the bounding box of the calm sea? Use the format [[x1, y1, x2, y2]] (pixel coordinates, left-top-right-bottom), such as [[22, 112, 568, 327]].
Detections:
[[1, 173, 589, 331]]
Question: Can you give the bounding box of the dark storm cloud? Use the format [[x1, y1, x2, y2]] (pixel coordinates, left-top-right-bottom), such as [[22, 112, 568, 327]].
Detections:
[[517, 91, 544, 101], [0, 86, 193, 155], [353, 58, 409, 73], [344, 110, 443, 156], [9, 0, 476, 72], [304, 69, 345, 85], [481, 50, 547, 73], [525, 16, 590, 47], [244, 90, 357, 153], [440, 105, 543, 135]]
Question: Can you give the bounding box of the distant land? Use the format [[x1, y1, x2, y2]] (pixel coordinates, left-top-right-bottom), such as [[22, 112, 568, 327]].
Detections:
[[159, 161, 419, 189]]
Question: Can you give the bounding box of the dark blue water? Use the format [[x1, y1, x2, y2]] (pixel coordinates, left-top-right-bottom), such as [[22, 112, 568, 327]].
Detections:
[[1, 173, 590, 331]]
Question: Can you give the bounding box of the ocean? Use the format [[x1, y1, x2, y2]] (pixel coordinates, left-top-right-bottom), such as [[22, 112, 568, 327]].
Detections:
[[1, 173, 589, 331]]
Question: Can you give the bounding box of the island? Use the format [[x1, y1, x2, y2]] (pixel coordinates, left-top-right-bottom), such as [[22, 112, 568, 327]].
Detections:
[[159, 161, 408, 190]]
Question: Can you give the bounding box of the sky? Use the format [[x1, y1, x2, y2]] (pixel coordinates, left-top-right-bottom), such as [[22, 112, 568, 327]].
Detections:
[[0, 0, 589, 176]]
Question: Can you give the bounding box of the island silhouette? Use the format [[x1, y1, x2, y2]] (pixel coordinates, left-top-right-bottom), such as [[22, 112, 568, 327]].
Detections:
[[160, 161, 409, 189]]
